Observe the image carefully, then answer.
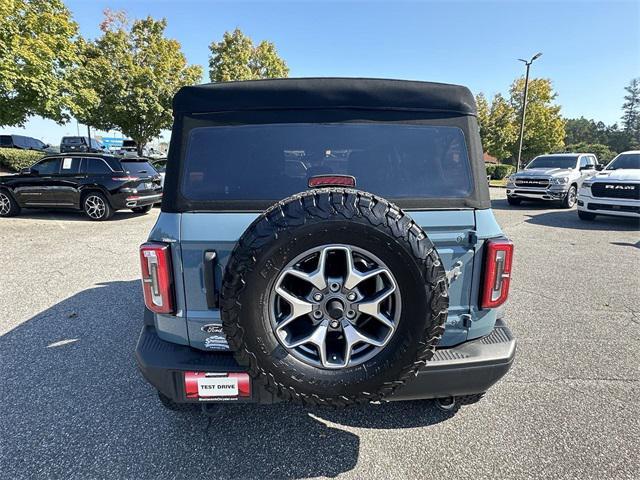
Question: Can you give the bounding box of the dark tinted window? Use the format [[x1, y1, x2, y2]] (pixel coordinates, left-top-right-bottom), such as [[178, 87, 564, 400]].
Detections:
[[0, 135, 13, 147], [62, 137, 86, 145], [33, 158, 61, 175], [14, 136, 29, 148], [607, 153, 640, 170], [181, 123, 473, 201], [60, 157, 82, 174], [84, 158, 111, 174], [122, 161, 157, 176], [526, 155, 578, 169]]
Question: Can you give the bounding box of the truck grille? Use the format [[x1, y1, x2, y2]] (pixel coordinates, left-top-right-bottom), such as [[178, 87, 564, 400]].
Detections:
[[591, 183, 639, 200], [515, 178, 549, 188]]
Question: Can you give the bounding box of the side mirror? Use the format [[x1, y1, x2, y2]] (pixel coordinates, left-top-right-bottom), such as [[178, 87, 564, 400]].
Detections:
[[595, 164, 603, 171], [20, 167, 32, 175]]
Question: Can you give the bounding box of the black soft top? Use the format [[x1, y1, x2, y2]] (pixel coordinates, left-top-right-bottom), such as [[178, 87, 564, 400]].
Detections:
[[164, 78, 490, 212], [173, 78, 477, 116]]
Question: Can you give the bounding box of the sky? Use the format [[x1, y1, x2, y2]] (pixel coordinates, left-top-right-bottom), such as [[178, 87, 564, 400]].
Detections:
[[2, 0, 639, 145]]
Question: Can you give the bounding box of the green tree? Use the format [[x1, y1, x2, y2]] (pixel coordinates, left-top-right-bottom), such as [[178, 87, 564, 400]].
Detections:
[[509, 77, 566, 161], [69, 11, 202, 154], [621, 77, 640, 145], [0, 0, 78, 126], [560, 142, 616, 165], [475, 92, 490, 146], [209, 28, 289, 82], [565, 117, 600, 145], [564, 118, 634, 153], [475, 92, 518, 161]]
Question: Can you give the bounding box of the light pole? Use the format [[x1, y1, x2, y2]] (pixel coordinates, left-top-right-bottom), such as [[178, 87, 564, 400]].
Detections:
[[516, 52, 542, 171]]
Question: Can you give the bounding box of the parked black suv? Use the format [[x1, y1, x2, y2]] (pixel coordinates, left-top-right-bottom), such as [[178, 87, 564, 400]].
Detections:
[[60, 136, 105, 153], [0, 154, 162, 220], [1, 134, 55, 153]]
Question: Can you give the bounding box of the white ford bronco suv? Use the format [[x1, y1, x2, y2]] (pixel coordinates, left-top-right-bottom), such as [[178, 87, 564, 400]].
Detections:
[[135, 78, 516, 413]]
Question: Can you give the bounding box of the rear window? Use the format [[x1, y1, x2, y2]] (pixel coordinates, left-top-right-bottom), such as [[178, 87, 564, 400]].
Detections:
[[181, 123, 473, 202], [122, 161, 158, 176], [62, 137, 86, 145]]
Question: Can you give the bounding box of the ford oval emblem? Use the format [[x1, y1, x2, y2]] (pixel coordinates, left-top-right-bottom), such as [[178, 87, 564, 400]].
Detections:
[[201, 324, 224, 334]]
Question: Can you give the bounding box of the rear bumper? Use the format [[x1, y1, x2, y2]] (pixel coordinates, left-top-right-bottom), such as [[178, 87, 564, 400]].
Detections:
[[135, 319, 516, 404], [112, 192, 163, 209]]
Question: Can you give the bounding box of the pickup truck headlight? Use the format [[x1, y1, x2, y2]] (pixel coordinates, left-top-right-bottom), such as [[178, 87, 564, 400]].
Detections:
[[582, 181, 592, 188], [550, 176, 569, 185]]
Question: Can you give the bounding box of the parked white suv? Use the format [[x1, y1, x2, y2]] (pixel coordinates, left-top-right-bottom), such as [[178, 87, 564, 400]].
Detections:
[[577, 151, 640, 220], [506, 153, 600, 208]]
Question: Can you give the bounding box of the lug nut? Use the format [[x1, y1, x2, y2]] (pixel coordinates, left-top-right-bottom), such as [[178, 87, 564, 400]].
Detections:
[[330, 320, 340, 328], [346, 310, 356, 319], [313, 310, 323, 319], [347, 292, 357, 301], [330, 282, 340, 292], [313, 293, 323, 302]]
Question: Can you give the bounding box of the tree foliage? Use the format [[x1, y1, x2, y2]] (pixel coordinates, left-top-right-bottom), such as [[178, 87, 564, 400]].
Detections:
[[476, 78, 564, 163], [621, 77, 640, 144], [560, 142, 616, 164], [0, 0, 78, 127], [209, 28, 289, 82], [508, 77, 566, 162], [564, 117, 635, 154], [68, 11, 202, 153]]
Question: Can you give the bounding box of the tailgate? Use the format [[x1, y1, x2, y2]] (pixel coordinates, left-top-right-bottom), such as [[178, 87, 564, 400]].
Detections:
[[180, 210, 478, 350]]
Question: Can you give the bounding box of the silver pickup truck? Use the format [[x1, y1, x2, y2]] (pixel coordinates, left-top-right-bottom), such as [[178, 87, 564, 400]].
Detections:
[[506, 153, 600, 208]]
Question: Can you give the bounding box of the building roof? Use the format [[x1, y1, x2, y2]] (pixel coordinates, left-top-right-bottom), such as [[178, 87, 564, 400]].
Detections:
[[483, 152, 499, 164]]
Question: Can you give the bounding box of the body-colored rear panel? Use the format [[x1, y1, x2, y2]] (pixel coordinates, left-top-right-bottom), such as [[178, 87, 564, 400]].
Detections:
[[155, 208, 501, 351]]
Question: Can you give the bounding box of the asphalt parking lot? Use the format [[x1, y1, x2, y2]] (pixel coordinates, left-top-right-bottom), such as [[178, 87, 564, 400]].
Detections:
[[1, 189, 638, 480]]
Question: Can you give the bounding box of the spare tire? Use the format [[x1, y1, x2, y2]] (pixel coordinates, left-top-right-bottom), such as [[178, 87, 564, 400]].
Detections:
[[220, 188, 448, 407]]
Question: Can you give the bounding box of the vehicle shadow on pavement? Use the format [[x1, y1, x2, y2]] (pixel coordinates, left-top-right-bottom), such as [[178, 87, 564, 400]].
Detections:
[[491, 198, 640, 231], [8, 208, 144, 222], [0, 280, 450, 479]]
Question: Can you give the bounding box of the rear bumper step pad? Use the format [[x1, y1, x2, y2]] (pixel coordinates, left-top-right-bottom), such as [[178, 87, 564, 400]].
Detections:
[[135, 319, 516, 404]]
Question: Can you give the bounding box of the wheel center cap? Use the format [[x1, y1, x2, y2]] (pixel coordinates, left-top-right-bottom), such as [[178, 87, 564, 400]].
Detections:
[[326, 299, 345, 320]]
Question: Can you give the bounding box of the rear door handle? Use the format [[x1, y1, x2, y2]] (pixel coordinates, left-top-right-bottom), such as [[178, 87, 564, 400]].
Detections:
[[203, 250, 219, 309]]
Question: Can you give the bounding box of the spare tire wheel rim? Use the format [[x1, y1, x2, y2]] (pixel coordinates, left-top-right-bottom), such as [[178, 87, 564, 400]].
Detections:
[[269, 244, 401, 369]]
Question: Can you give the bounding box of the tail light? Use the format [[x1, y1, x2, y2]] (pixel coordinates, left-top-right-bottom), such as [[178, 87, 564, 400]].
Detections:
[[480, 239, 514, 309], [139, 243, 175, 314]]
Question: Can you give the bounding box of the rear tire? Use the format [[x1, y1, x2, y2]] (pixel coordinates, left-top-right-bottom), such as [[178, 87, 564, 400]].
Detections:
[[578, 210, 596, 221], [0, 190, 21, 217], [132, 204, 153, 214], [83, 192, 113, 221], [507, 196, 521, 206]]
